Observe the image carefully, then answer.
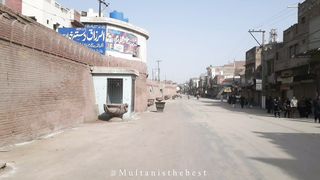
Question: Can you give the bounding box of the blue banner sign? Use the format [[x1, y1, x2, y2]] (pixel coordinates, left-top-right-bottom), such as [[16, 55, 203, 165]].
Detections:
[[58, 27, 106, 55]]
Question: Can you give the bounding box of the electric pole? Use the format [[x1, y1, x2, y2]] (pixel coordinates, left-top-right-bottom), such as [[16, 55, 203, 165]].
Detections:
[[156, 60, 162, 82], [98, 0, 110, 17], [152, 68, 158, 81], [248, 29, 266, 47]]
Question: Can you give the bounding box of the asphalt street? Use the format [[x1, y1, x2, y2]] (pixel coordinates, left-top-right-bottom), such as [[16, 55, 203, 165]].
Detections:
[[1, 97, 320, 180]]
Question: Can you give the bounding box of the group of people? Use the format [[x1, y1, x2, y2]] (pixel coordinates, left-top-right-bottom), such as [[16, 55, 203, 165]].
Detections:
[[227, 95, 253, 109], [266, 96, 320, 123], [226, 94, 320, 123]]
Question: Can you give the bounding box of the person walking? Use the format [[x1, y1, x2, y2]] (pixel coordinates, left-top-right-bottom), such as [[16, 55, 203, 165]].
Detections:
[[240, 96, 245, 109], [290, 96, 298, 118], [298, 97, 306, 118], [313, 96, 320, 123], [273, 97, 281, 118], [283, 98, 291, 118], [266, 96, 272, 113], [306, 98, 312, 118], [231, 95, 236, 108], [249, 97, 254, 108]]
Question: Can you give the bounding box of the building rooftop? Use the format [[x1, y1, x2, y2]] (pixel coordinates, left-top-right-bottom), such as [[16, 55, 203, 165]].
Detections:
[[81, 15, 149, 39]]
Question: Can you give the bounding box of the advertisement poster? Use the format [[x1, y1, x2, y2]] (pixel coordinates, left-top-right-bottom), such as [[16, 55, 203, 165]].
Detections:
[[106, 29, 139, 56]]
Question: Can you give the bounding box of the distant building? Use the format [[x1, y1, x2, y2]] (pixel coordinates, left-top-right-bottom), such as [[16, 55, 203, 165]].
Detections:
[[205, 61, 245, 98]]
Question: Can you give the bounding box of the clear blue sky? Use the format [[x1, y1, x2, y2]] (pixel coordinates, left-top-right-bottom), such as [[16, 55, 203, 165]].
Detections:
[[59, 0, 303, 83]]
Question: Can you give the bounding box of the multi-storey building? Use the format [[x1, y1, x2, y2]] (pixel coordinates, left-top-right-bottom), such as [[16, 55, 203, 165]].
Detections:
[[274, 0, 320, 99], [261, 42, 283, 99], [244, 46, 262, 105]]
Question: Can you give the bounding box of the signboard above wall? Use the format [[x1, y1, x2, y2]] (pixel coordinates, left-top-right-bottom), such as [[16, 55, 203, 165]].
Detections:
[[58, 27, 106, 55], [106, 29, 139, 57]]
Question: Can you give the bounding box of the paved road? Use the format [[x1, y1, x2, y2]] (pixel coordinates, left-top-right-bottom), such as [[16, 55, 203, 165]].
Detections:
[[1, 97, 320, 180]]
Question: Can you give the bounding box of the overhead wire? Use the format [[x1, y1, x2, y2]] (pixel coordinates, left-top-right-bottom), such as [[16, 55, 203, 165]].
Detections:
[[228, 3, 300, 61]]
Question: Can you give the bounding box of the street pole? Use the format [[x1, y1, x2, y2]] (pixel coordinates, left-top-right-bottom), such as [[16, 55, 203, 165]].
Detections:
[[99, 0, 101, 17], [98, 0, 110, 17], [151, 69, 154, 80], [248, 29, 266, 47], [156, 60, 162, 82]]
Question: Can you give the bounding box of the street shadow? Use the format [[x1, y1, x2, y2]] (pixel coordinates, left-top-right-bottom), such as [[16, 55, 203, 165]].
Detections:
[[250, 131, 320, 179], [201, 99, 317, 123]]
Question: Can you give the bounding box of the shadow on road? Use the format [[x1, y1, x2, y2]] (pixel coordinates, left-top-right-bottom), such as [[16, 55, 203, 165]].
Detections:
[[199, 99, 317, 124], [250, 131, 320, 179]]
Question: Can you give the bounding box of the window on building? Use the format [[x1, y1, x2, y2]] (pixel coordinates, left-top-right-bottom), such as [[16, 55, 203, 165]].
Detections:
[[289, 43, 299, 58], [55, 2, 60, 8], [47, 20, 49, 24], [275, 52, 279, 61], [267, 60, 274, 76], [301, 17, 306, 24]]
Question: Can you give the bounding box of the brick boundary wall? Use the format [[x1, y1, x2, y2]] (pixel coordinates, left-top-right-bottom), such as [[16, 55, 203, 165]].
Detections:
[[147, 80, 178, 100], [0, 5, 148, 146]]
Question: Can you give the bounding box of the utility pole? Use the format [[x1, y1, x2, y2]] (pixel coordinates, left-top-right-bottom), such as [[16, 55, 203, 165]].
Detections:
[[156, 60, 162, 82], [98, 0, 110, 17], [152, 68, 158, 80], [248, 29, 266, 47], [152, 69, 154, 80]]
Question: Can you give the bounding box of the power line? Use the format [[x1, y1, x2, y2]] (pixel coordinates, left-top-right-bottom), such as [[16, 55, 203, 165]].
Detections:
[[253, 8, 292, 29], [228, 5, 299, 61], [262, 11, 297, 29]]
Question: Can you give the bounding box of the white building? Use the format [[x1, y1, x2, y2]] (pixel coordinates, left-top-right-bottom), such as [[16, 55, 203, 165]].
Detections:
[[1, 0, 82, 30], [78, 9, 149, 118], [80, 12, 149, 63]]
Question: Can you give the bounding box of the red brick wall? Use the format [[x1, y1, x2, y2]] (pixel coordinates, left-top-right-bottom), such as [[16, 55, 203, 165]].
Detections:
[[147, 80, 177, 100], [4, 0, 22, 13], [135, 74, 148, 112], [0, 40, 97, 146], [0, 6, 149, 146]]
